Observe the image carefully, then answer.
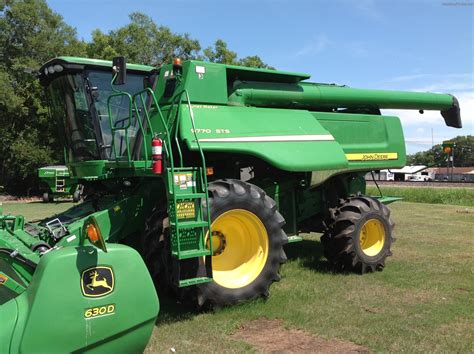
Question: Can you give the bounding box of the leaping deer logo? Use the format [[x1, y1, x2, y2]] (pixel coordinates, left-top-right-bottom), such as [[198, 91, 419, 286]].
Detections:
[[81, 266, 114, 297], [86, 271, 113, 291]]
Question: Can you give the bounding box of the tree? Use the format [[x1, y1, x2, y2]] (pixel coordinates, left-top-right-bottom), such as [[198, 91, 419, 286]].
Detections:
[[87, 13, 201, 66], [204, 39, 274, 69], [0, 0, 86, 194], [238, 55, 274, 69], [204, 39, 237, 64], [407, 136, 473, 167], [0, 3, 273, 195]]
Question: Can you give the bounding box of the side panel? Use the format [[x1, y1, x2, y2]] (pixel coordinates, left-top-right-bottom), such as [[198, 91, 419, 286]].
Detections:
[[10, 245, 159, 353], [0, 299, 17, 353], [316, 112, 407, 170], [179, 105, 348, 172]]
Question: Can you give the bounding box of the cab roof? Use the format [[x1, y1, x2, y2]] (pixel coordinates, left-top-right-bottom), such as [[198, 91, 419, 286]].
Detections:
[[38, 56, 156, 86]]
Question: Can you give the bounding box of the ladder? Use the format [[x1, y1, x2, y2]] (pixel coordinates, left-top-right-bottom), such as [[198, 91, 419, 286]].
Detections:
[[131, 88, 213, 287], [55, 169, 68, 192], [167, 167, 212, 287]]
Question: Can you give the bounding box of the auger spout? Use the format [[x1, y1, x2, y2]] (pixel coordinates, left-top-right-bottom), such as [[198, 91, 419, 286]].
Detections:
[[228, 81, 462, 128]]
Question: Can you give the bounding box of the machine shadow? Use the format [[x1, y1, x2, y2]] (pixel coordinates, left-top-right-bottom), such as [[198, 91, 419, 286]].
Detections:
[[154, 292, 201, 325], [154, 238, 333, 326], [284, 238, 333, 273]]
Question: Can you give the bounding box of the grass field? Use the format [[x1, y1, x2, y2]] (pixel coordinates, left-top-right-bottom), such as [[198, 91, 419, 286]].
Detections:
[[2, 200, 473, 352], [367, 186, 474, 206]]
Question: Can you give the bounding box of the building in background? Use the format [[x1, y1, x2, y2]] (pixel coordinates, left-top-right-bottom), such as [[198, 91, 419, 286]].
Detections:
[[368, 166, 474, 182]]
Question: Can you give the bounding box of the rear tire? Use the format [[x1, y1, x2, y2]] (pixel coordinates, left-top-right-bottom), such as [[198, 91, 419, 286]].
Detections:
[[197, 179, 288, 308], [321, 196, 394, 273]]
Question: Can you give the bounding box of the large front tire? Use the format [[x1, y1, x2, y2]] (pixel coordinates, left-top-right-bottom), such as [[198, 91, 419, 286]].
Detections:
[[197, 179, 288, 307], [321, 196, 394, 273]]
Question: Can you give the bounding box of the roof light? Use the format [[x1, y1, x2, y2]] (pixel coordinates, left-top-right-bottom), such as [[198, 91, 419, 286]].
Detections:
[[53, 64, 63, 73], [173, 58, 182, 66], [44, 68, 48, 75], [47, 66, 55, 74]]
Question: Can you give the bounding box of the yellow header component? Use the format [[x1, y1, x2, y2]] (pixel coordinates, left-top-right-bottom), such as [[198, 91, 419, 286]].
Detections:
[[346, 152, 398, 161]]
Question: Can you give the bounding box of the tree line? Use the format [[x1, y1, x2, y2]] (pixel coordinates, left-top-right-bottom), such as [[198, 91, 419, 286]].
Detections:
[[407, 135, 473, 167], [0, 0, 271, 194]]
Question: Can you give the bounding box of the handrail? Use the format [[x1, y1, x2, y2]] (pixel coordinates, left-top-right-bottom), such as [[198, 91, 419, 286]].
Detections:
[[129, 86, 212, 255], [182, 90, 209, 191], [181, 90, 212, 252], [131, 90, 153, 166], [107, 91, 133, 163], [166, 93, 185, 167], [165, 89, 210, 195], [132, 88, 175, 177]]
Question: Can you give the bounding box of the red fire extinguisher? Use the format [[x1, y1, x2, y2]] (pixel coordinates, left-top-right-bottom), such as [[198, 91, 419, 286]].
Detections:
[[151, 137, 163, 174]]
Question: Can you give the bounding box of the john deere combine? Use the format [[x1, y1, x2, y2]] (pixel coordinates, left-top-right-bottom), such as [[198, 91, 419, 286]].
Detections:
[[0, 56, 461, 351]]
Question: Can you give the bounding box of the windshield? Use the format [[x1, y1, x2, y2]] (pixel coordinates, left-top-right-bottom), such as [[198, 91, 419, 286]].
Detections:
[[87, 70, 147, 160], [48, 74, 99, 161], [47, 70, 151, 162]]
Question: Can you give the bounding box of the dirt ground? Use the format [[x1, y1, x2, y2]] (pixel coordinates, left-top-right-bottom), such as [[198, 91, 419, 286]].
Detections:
[[231, 318, 369, 353]]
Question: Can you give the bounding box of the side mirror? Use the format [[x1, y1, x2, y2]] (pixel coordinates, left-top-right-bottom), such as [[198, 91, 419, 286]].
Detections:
[[112, 56, 126, 85]]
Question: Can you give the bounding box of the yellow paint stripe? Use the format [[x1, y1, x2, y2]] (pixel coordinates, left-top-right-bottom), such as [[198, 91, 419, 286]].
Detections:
[[346, 152, 398, 161]]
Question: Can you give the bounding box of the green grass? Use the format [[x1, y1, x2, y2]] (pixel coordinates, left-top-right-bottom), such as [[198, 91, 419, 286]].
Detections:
[[0, 201, 75, 221], [146, 201, 473, 353], [3, 200, 473, 352], [367, 186, 474, 206]]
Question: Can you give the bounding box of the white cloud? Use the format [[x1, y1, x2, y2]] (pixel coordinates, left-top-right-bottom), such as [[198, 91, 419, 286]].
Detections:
[[379, 73, 473, 149], [383, 90, 473, 153], [383, 73, 473, 92], [386, 74, 430, 83], [383, 90, 473, 126], [295, 35, 331, 57], [351, 0, 382, 21], [295, 35, 369, 59]]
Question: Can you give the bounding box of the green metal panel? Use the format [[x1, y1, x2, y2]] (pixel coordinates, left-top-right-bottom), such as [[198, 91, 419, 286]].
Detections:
[[316, 112, 407, 170], [6, 244, 158, 353], [179, 105, 348, 172], [181, 62, 228, 105], [155, 61, 309, 107], [0, 299, 17, 353]]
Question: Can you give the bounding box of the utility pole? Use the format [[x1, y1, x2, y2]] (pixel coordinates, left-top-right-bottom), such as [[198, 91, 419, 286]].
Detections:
[[442, 141, 455, 181]]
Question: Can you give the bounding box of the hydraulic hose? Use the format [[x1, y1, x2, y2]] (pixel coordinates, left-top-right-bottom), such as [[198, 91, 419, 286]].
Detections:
[[0, 248, 37, 270]]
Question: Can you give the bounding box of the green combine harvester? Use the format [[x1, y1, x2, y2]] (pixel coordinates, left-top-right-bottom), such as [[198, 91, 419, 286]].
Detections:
[[0, 56, 461, 352], [38, 165, 82, 202]]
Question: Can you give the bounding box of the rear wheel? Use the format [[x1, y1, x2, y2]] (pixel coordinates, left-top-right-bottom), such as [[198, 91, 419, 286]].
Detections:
[[197, 179, 288, 307], [321, 196, 394, 273]]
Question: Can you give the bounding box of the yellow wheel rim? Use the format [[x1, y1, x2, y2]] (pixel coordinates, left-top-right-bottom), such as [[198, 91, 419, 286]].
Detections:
[[359, 218, 385, 257], [206, 209, 269, 289]]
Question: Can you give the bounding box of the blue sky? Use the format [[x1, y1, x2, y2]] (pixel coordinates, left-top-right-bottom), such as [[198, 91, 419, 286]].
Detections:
[[47, 0, 473, 153]]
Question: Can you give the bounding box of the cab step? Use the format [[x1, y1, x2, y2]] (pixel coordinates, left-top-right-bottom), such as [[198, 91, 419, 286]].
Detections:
[[179, 277, 213, 287], [172, 249, 211, 260]]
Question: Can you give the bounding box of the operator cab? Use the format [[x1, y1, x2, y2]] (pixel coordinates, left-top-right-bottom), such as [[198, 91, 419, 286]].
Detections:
[[38, 57, 157, 162]]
